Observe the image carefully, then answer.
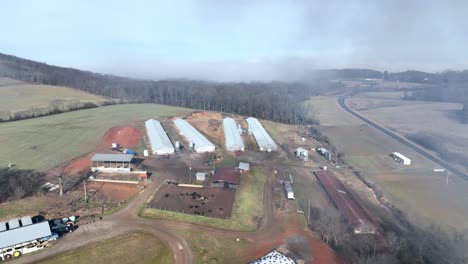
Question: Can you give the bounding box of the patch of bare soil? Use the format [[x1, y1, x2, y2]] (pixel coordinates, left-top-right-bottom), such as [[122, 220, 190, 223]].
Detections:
[[186, 111, 224, 144], [86, 182, 141, 203], [57, 125, 142, 177]]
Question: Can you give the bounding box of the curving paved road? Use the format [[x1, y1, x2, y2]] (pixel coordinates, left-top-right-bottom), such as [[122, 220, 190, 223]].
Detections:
[[337, 92, 468, 181]]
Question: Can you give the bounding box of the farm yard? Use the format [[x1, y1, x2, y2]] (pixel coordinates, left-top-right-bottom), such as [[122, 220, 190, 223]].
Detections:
[[142, 166, 267, 231], [149, 186, 235, 218], [0, 94, 378, 264]]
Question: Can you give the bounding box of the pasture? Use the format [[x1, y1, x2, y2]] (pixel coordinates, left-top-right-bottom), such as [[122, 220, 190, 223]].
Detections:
[[0, 81, 105, 114], [38, 232, 172, 264], [348, 92, 468, 174], [0, 104, 190, 171]]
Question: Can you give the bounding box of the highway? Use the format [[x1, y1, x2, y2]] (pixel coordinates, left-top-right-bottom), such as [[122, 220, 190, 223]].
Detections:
[[337, 92, 468, 181]]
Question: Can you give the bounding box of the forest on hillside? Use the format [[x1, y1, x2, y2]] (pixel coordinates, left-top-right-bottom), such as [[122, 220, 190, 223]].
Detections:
[[0, 53, 348, 125]]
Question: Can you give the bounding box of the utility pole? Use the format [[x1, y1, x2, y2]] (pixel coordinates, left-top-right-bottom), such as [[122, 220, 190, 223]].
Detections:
[[58, 176, 63, 197], [84, 180, 87, 203], [446, 171, 450, 185]]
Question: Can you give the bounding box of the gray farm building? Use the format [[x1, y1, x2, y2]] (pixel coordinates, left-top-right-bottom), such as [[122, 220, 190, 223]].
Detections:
[[145, 119, 175, 155], [91, 153, 135, 173], [173, 119, 215, 153], [246, 117, 277, 152], [223, 117, 245, 151]]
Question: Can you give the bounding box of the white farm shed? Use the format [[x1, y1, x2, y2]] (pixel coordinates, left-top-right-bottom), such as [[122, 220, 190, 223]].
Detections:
[[173, 119, 215, 153], [223, 117, 245, 151], [392, 152, 411, 165], [195, 172, 207, 181], [145, 119, 175, 155], [246, 117, 278, 152], [283, 181, 295, 200]]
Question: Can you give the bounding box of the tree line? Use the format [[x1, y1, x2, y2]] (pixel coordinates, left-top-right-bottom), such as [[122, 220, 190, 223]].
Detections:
[[0, 168, 45, 202], [0, 53, 349, 125]]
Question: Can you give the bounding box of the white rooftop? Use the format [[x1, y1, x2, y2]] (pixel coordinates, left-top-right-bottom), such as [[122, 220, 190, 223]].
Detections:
[[145, 119, 175, 155], [0, 221, 52, 249], [238, 162, 250, 171], [173, 119, 215, 153], [250, 250, 295, 264], [246, 117, 277, 151], [91, 153, 134, 163], [223, 117, 245, 151]]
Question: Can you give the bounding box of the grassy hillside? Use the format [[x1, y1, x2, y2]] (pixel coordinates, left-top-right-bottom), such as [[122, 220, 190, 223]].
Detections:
[[39, 232, 172, 264], [0, 79, 106, 118], [0, 104, 190, 171]]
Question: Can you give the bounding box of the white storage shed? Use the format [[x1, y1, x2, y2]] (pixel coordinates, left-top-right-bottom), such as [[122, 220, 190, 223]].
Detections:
[[145, 119, 175, 155], [173, 119, 215, 153], [392, 152, 411, 165], [246, 117, 278, 152], [223, 117, 245, 151]]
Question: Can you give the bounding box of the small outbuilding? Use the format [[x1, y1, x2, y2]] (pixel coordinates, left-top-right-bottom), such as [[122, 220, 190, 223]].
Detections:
[[238, 162, 250, 173], [283, 181, 295, 200], [195, 172, 208, 181], [392, 152, 411, 165], [212, 169, 240, 189], [91, 153, 135, 173]]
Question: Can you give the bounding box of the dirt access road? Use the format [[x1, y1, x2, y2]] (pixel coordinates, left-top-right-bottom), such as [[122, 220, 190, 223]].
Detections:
[[13, 167, 280, 264], [13, 181, 193, 264]]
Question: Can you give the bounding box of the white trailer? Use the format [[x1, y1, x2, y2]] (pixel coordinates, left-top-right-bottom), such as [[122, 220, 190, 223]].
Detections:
[[392, 152, 411, 165], [283, 181, 295, 200], [0, 220, 58, 261]]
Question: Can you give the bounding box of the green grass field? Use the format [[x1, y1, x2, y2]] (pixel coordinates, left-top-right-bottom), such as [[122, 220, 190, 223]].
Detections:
[[180, 230, 251, 264], [142, 166, 266, 231], [38, 232, 172, 264], [0, 83, 105, 114], [0, 104, 190, 171]]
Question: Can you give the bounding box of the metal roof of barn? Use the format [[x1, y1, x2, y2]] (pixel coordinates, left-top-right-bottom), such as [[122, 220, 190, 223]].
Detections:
[[173, 119, 215, 152], [145, 119, 175, 154], [91, 153, 134, 162], [238, 162, 250, 171], [223, 117, 245, 151], [246, 117, 277, 151], [0, 221, 52, 249], [213, 169, 240, 185]]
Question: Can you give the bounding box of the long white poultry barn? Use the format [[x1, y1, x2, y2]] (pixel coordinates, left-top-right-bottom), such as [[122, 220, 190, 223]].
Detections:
[[223, 117, 245, 151], [246, 117, 278, 151], [173, 119, 215, 153], [145, 119, 175, 155]]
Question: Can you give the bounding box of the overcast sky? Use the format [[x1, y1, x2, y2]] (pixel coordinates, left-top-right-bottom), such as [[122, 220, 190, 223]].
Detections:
[[1, 0, 467, 81]]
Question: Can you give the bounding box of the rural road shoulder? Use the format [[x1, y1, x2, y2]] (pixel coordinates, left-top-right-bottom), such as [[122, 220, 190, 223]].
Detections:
[[337, 92, 468, 181]]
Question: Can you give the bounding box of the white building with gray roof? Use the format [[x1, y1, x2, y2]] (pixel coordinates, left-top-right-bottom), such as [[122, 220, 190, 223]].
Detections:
[[223, 117, 245, 151], [246, 117, 278, 152], [145, 119, 175, 155], [173, 119, 215, 153]]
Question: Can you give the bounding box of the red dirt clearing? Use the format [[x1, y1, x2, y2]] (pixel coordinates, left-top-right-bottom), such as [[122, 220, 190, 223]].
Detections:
[[86, 181, 140, 202], [242, 215, 342, 264], [59, 125, 142, 176], [100, 125, 141, 149]]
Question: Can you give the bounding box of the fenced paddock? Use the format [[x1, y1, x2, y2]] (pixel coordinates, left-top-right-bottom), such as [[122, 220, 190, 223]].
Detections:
[[149, 185, 235, 219]]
